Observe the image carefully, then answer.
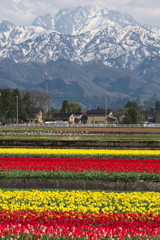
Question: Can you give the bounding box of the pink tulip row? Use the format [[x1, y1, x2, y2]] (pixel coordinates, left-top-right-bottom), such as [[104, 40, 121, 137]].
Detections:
[[0, 210, 159, 239]]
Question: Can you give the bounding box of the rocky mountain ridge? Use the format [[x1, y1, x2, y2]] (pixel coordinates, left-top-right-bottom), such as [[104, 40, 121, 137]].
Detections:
[[0, 5, 160, 108], [0, 5, 160, 72]]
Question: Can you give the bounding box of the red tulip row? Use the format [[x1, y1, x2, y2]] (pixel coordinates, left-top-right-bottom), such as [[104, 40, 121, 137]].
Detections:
[[0, 156, 160, 174], [0, 210, 159, 239], [1, 210, 159, 222]]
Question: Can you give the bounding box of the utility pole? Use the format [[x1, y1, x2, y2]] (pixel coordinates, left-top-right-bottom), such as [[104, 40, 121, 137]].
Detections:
[[16, 95, 18, 126], [45, 73, 51, 113], [105, 96, 107, 125], [139, 96, 143, 123]]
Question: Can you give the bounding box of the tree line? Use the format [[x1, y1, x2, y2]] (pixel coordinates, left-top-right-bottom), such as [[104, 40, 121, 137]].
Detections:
[[1, 88, 160, 125], [0, 88, 50, 124], [0, 89, 82, 124], [122, 101, 160, 124]]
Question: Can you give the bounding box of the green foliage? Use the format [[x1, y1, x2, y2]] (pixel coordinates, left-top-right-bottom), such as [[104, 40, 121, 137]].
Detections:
[[68, 102, 82, 112], [21, 90, 51, 113], [128, 107, 139, 124], [144, 106, 155, 122], [0, 90, 27, 123], [123, 113, 132, 124], [123, 107, 139, 124], [60, 100, 69, 113], [156, 100, 160, 114], [0, 88, 28, 123], [60, 100, 82, 113], [0, 153, 160, 159], [45, 107, 55, 121], [1, 89, 16, 122], [0, 235, 159, 240], [125, 101, 138, 110], [13, 89, 28, 122], [97, 106, 103, 110], [0, 170, 159, 181], [0, 88, 54, 123], [23, 92, 34, 116]]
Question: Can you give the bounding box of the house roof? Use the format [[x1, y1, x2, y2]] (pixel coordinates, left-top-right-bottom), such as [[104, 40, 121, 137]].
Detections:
[[54, 113, 74, 118], [86, 109, 112, 115], [30, 107, 42, 113]]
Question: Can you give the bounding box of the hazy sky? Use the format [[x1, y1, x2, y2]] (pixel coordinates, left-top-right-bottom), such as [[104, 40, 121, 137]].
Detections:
[[1, 0, 160, 27]]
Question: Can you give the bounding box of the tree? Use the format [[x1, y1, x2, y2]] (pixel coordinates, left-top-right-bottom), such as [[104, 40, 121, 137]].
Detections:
[[12, 89, 28, 122], [60, 100, 69, 113], [128, 107, 139, 124], [1, 88, 16, 123], [123, 107, 139, 124], [125, 101, 138, 110], [156, 100, 160, 113], [155, 100, 160, 122], [60, 100, 82, 113], [123, 113, 132, 124], [45, 106, 55, 121], [144, 106, 155, 122], [21, 90, 51, 113], [23, 92, 34, 117], [0, 90, 3, 123], [0, 88, 29, 123], [68, 102, 82, 112]]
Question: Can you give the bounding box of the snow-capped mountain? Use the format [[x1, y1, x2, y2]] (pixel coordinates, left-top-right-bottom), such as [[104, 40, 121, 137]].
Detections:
[[32, 13, 54, 31], [0, 20, 15, 32], [0, 20, 46, 48], [32, 5, 139, 35], [143, 24, 160, 34], [1, 5, 160, 72]]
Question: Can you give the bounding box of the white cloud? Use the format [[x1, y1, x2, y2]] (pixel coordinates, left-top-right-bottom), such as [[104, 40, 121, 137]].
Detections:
[[127, 0, 160, 8], [11, 0, 22, 3], [1, 0, 160, 26]]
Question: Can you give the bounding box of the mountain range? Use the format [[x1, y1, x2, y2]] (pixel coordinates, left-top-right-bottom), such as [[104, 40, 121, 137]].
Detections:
[[1, 5, 160, 109]]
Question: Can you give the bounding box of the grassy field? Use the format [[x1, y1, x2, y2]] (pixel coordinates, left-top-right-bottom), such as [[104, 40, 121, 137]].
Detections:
[[0, 134, 160, 141]]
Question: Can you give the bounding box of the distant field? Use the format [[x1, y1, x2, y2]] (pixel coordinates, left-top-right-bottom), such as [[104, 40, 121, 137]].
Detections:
[[0, 126, 160, 141]]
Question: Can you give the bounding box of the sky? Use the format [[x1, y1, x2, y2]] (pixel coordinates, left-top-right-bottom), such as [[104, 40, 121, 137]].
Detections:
[[1, 0, 160, 27]]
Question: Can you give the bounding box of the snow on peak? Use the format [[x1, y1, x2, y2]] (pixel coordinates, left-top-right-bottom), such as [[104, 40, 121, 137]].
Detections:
[[31, 13, 54, 31], [1, 5, 160, 72], [53, 5, 141, 35], [0, 20, 15, 32], [30, 5, 140, 35]]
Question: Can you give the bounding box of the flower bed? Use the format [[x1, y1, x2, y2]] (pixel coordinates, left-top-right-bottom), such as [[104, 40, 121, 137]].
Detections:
[[0, 210, 159, 239], [0, 190, 159, 239], [0, 189, 159, 213], [0, 148, 159, 239], [0, 148, 159, 181], [0, 156, 159, 181], [1, 156, 160, 173], [1, 148, 160, 158]]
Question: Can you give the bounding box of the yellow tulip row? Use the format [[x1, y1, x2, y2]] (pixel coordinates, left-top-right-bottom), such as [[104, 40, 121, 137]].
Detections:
[[0, 148, 160, 156], [0, 189, 159, 214]]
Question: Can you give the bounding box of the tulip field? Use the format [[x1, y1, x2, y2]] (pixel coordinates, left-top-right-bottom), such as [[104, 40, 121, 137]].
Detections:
[[0, 147, 159, 239]]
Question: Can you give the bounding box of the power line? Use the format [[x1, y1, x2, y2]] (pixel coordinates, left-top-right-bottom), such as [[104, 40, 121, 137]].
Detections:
[[51, 96, 103, 99]]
